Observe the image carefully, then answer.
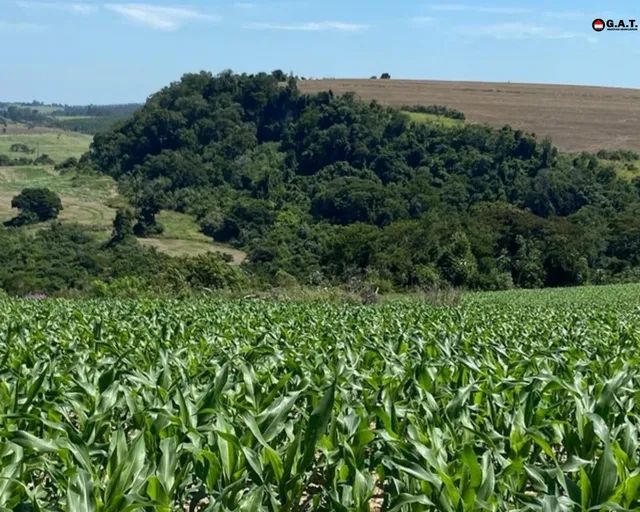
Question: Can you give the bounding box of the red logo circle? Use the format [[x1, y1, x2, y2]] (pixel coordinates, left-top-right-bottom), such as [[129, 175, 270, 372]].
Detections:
[[592, 18, 605, 31]]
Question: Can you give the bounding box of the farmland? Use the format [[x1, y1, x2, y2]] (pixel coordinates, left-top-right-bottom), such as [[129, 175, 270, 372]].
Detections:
[[0, 127, 92, 163], [2, 284, 640, 510], [298, 79, 640, 154]]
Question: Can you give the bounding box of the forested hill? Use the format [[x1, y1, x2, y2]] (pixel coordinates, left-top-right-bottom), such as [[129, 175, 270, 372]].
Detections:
[[89, 70, 640, 290]]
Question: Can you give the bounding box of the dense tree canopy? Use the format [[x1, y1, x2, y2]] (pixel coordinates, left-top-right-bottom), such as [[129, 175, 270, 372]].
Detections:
[[85, 70, 640, 290], [6, 188, 63, 226]]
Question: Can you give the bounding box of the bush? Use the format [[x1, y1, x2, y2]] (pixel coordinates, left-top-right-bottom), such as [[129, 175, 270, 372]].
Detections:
[[403, 104, 466, 120], [414, 264, 441, 289], [274, 269, 299, 288], [380, 73, 391, 79], [55, 157, 78, 171], [92, 276, 152, 298], [34, 154, 55, 165], [9, 143, 34, 154], [171, 253, 248, 290], [596, 149, 639, 161], [0, 155, 33, 167], [6, 188, 63, 225]]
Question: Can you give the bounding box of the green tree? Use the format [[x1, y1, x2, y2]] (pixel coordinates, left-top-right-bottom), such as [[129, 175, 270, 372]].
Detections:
[[511, 235, 545, 288], [6, 188, 63, 226], [437, 231, 478, 287], [108, 208, 135, 245]]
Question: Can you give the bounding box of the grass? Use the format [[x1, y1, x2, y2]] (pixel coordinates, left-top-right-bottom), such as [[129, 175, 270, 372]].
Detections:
[[0, 123, 239, 259], [401, 110, 463, 128], [140, 210, 247, 263], [0, 130, 92, 162], [601, 158, 640, 180], [0, 123, 240, 261], [0, 166, 117, 230], [0, 165, 246, 261]]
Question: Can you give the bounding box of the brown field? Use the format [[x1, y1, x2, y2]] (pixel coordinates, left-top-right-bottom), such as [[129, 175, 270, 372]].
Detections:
[[298, 79, 640, 153]]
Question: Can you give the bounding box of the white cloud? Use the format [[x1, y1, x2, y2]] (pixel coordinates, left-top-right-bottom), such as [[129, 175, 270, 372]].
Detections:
[[430, 4, 532, 14], [464, 22, 596, 42], [104, 3, 217, 31], [244, 21, 368, 32], [16, 1, 96, 14]]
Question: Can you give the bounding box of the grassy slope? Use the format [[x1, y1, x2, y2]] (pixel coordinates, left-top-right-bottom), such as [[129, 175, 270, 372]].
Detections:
[[0, 167, 117, 234], [401, 111, 464, 128], [0, 126, 115, 230], [0, 129, 92, 163], [0, 129, 246, 262], [140, 211, 247, 264]]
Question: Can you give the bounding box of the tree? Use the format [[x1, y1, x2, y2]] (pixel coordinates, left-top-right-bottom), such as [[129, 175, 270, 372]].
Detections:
[[108, 208, 135, 246], [6, 188, 62, 226], [132, 188, 165, 237], [271, 69, 287, 82], [380, 73, 391, 79]]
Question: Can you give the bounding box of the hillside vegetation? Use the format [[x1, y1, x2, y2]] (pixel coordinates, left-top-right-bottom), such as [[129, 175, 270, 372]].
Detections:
[[0, 102, 141, 135], [86, 70, 640, 291]]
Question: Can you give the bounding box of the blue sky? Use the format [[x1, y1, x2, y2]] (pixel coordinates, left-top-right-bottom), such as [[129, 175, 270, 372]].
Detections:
[[1, 0, 638, 104]]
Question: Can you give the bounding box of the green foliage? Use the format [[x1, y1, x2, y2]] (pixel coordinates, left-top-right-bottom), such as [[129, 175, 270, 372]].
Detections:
[[0, 154, 34, 166], [0, 223, 247, 296], [48, 70, 640, 290], [596, 149, 639, 161], [33, 153, 55, 165], [403, 104, 466, 120], [0, 101, 141, 134], [9, 143, 34, 154], [2, 286, 640, 509], [55, 156, 79, 171], [108, 208, 135, 245], [7, 187, 62, 225]]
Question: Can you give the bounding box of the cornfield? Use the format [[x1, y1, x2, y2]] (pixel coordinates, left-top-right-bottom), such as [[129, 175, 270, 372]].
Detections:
[[1, 286, 640, 510]]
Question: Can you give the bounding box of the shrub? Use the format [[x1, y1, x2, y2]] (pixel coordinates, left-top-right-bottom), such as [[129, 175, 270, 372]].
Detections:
[[403, 104, 466, 120], [33, 154, 55, 165], [55, 157, 78, 171], [6, 188, 63, 225], [9, 143, 34, 154]]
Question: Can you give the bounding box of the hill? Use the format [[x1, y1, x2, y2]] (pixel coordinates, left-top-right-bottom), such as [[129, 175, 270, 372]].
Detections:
[[2, 70, 640, 296], [298, 79, 640, 154], [85, 71, 640, 291]]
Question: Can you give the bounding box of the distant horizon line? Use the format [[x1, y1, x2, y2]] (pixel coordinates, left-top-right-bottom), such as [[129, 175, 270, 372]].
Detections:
[[3, 76, 638, 105]]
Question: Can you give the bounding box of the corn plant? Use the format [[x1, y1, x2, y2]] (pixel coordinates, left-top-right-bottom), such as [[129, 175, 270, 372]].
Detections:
[[0, 286, 640, 510]]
